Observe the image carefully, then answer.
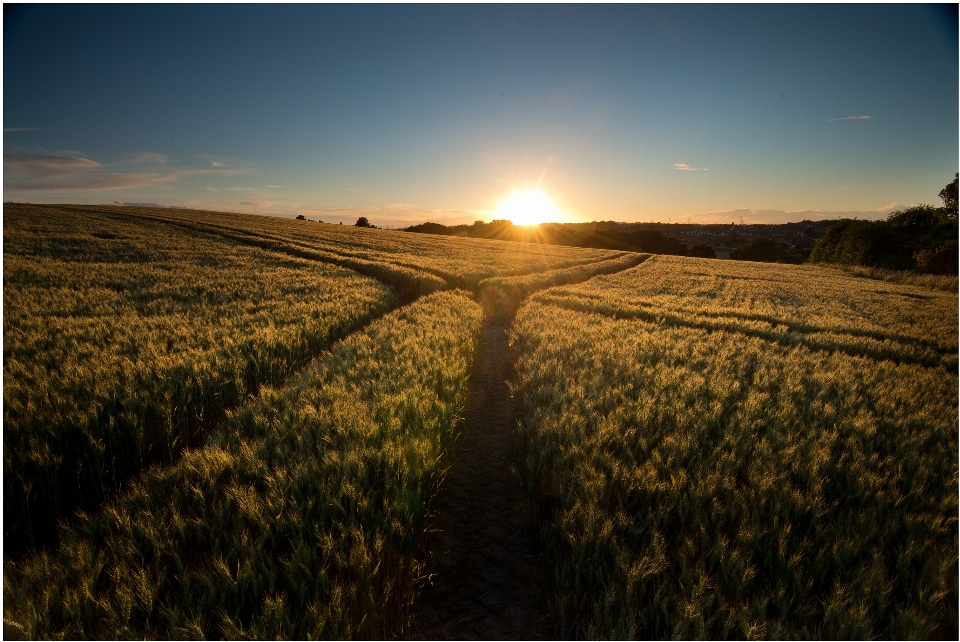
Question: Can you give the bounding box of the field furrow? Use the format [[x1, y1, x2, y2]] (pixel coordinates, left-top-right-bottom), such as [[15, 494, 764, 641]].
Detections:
[[415, 318, 554, 639]]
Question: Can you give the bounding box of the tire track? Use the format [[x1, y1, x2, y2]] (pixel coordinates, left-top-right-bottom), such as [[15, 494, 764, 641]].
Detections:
[[413, 317, 553, 640]]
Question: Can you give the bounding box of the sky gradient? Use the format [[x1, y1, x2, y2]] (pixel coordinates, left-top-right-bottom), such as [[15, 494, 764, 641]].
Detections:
[[4, 4, 958, 225]]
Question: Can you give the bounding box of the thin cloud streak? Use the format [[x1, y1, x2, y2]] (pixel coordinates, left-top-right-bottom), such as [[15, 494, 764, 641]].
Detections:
[[4, 127, 39, 132], [285, 206, 493, 227], [689, 203, 908, 224], [829, 115, 873, 122], [5, 153, 101, 172], [3, 153, 171, 192], [3, 152, 248, 193], [178, 167, 250, 176], [130, 152, 168, 165], [194, 202, 494, 227], [111, 200, 186, 208]]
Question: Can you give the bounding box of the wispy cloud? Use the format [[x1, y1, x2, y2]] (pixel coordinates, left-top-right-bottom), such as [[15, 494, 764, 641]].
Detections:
[[4, 127, 39, 132], [3, 152, 249, 193], [203, 187, 219, 192], [130, 152, 167, 165], [265, 184, 283, 188], [3, 152, 175, 192], [692, 206, 899, 224], [111, 200, 186, 209], [6, 153, 100, 172], [674, 163, 707, 171], [178, 167, 249, 176], [314, 206, 380, 215], [385, 202, 412, 210], [211, 161, 225, 167], [829, 115, 872, 122], [181, 203, 493, 227], [288, 206, 491, 227], [877, 201, 913, 213]]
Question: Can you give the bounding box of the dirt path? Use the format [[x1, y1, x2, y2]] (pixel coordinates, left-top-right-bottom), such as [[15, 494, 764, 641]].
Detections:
[[413, 317, 553, 640]]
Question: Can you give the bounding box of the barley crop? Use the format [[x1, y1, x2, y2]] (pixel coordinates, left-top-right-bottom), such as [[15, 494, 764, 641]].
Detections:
[[3, 290, 483, 640], [511, 256, 958, 639]]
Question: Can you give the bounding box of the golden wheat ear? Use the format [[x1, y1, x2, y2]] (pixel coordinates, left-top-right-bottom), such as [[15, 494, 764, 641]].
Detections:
[[3, 619, 26, 641]]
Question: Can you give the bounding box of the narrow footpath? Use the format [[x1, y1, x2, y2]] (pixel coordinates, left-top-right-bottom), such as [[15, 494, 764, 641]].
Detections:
[[413, 317, 554, 640]]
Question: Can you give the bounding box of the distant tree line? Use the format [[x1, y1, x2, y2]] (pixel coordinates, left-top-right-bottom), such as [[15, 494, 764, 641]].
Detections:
[[402, 173, 957, 273], [405, 219, 719, 258], [810, 173, 958, 274], [405, 219, 826, 263]]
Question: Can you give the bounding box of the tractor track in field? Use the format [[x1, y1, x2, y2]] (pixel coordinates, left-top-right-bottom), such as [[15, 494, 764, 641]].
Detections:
[[412, 316, 554, 640]]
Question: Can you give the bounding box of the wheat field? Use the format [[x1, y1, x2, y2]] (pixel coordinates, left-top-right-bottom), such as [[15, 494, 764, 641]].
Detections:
[[511, 256, 958, 638], [4, 291, 482, 639], [3, 205, 955, 639], [4, 205, 396, 556], [108, 205, 619, 291]]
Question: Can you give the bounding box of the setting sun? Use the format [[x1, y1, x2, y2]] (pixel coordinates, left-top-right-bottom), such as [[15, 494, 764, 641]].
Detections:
[[495, 189, 562, 226]]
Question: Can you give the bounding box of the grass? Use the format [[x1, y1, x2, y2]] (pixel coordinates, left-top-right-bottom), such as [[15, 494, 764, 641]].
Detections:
[[3, 291, 483, 639], [510, 256, 958, 639]]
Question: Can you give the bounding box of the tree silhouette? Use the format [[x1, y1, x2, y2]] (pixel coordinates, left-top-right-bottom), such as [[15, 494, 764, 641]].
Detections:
[[355, 217, 370, 228], [939, 172, 958, 220]]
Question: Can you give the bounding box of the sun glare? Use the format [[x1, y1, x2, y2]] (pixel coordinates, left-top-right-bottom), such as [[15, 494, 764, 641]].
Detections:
[[496, 189, 562, 226]]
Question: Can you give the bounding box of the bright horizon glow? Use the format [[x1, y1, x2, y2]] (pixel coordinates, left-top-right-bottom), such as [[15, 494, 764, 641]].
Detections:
[[496, 189, 563, 226]]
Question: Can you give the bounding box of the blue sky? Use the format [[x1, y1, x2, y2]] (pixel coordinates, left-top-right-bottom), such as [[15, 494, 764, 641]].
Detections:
[[4, 4, 957, 225]]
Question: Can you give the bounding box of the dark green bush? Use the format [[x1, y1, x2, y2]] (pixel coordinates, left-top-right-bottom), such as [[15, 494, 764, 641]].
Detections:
[[810, 174, 959, 272], [688, 243, 716, 258], [730, 237, 787, 262]]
